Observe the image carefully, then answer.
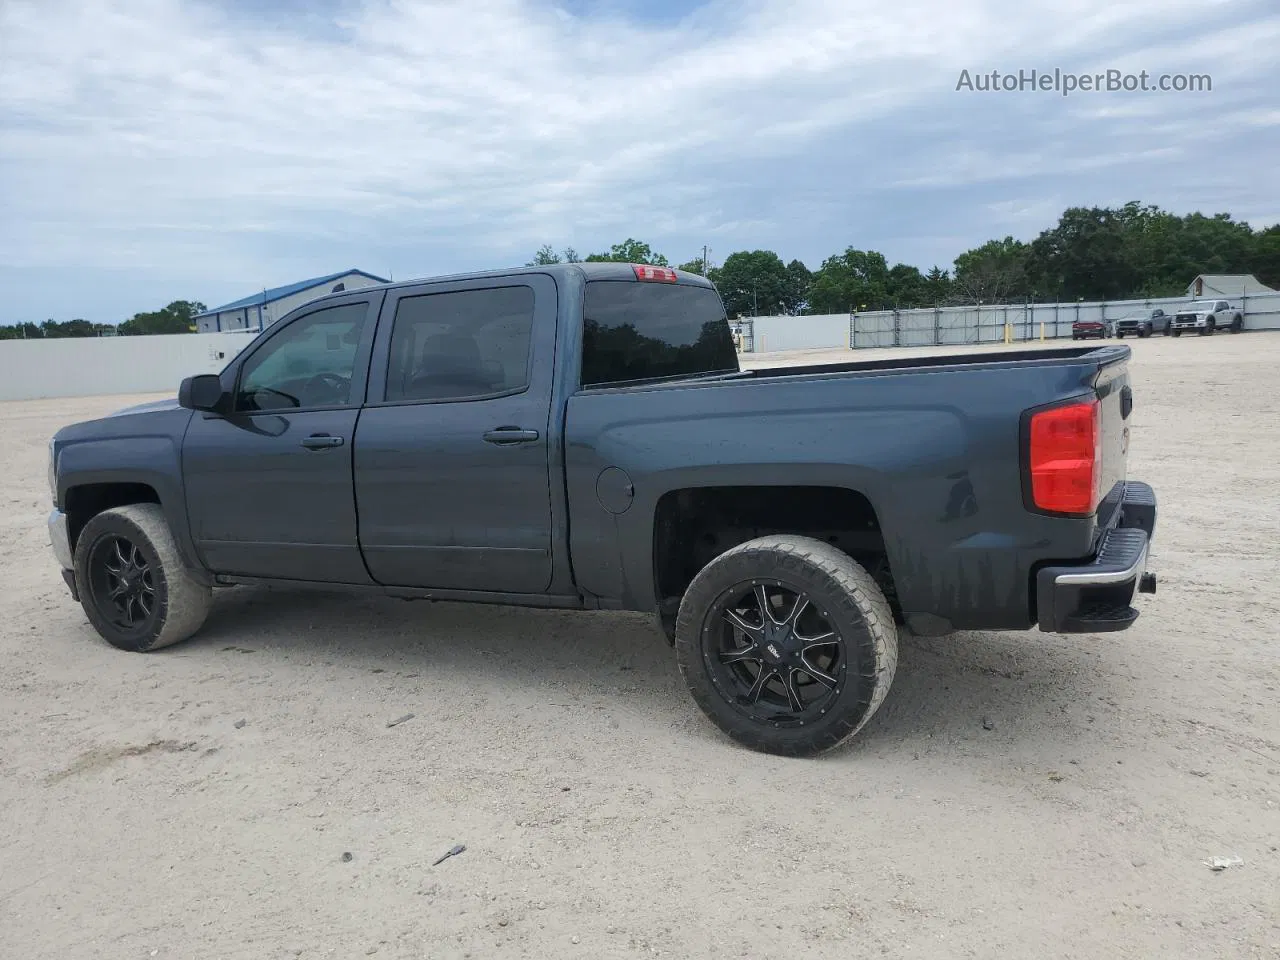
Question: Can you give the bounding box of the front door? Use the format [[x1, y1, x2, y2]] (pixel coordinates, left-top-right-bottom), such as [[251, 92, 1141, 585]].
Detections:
[[353, 275, 557, 593], [183, 295, 380, 582]]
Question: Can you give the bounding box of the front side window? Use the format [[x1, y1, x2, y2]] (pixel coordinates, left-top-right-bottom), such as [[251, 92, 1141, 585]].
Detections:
[[236, 302, 368, 412], [384, 286, 535, 403]]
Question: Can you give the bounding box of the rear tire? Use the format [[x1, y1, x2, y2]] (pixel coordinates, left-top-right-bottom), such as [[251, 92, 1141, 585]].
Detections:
[[1230, 314, 1243, 333], [674, 535, 898, 757], [73, 504, 212, 652]]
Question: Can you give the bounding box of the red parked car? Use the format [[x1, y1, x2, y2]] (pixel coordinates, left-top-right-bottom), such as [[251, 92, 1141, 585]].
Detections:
[[1071, 318, 1114, 340]]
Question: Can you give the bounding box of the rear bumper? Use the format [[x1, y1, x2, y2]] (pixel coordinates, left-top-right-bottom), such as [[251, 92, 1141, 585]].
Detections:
[[1035, 480, 1157, 633]]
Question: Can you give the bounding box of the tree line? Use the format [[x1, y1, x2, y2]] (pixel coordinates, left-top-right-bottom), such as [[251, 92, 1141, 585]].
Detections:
[[7, 201, 1277, 336], [530, 202, 1280, 318], [0, 300, 206, 340]]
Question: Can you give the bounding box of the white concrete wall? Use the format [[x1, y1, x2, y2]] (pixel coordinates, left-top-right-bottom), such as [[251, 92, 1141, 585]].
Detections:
[[0, 332, 259, 401], [750, 313, 851, 352]]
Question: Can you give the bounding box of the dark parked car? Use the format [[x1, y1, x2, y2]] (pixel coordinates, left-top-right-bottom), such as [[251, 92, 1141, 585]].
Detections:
[[47, 262, 1159, 756], [1114, 309, 1169, 338]]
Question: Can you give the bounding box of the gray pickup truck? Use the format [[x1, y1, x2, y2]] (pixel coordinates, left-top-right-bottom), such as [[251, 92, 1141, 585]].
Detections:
[[48, 262, 1159, 756]]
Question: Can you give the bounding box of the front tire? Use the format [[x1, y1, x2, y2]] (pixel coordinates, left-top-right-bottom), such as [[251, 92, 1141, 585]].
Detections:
[[1199, 319, 1215, 336], [73, 504, 212, 652], [674, 535, 898, 757]]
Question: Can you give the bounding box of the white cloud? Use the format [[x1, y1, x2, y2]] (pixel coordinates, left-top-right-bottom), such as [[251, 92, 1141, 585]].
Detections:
[[0, 0, 1276, 320]]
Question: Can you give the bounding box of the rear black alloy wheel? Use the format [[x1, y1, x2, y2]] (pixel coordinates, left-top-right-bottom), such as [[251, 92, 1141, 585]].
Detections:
[[675, 535, 897, 757], [88, 535, 157, 634], [705, 581, 846, 725]]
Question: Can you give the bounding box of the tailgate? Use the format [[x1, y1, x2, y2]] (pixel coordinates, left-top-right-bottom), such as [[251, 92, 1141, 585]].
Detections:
[[1093, 354, 1131, 524]]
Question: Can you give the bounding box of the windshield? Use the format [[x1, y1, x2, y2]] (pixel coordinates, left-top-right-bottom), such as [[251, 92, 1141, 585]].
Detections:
[[581, 281, 739, 387], [1187, 301, 1217, 311]]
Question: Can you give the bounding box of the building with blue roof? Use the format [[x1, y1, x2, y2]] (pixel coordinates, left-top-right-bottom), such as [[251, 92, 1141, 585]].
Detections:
[[194, 269, 390, 333]]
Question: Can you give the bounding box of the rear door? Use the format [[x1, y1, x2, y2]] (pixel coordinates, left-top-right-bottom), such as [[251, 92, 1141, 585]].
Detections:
[[353, 275, 558, 592]]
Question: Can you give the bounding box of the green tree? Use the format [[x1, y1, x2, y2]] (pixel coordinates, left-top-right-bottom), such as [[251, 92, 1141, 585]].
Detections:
[[807, 248, 893, 313], [0, 321, 45, 340], [953, 237, 1032, 303], [584, 238, 669, 267], [40, 318, 100, 338], [782, 259, 812, 314], [713, 250, 792, 317], [527, 244, 560, 265], [526, 245, 581, 266], [1252, 224, 1280, 289], [923, 266, 952, 305], [118, 300, 207, 336]]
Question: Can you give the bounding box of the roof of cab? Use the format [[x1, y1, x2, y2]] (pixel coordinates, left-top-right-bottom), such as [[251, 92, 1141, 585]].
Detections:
[[305, 261, 716, 309]]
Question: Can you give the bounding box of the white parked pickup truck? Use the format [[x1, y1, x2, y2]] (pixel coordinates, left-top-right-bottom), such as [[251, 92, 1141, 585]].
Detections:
[[1170, 299, 1244, 336]]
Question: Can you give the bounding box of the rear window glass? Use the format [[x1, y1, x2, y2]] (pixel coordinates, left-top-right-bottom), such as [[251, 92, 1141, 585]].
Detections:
[[580, 281, 738, 387]]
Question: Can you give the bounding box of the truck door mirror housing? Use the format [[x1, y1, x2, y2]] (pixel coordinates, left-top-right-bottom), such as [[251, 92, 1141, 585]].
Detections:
[[179, 374, 227, 412]]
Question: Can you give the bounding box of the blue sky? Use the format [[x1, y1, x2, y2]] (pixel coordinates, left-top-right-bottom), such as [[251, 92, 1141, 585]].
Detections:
[[1, 0, 1277, 323]]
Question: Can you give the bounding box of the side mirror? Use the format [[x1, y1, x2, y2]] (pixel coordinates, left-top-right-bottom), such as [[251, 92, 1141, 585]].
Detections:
[[179, 374, 227, 412]]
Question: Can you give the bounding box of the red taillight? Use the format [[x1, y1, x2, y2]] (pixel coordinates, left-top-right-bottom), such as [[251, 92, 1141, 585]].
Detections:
[[633, 264, 678, 283], [1029, 400, 1101, 514]]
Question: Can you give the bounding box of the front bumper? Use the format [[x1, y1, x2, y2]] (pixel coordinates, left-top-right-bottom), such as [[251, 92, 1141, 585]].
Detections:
[[49, 509, 78, 599], [1035, 481, 1157, 633]]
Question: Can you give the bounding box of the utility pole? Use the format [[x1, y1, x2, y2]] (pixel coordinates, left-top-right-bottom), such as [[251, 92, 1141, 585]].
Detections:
[[701, 245, 709, 276]]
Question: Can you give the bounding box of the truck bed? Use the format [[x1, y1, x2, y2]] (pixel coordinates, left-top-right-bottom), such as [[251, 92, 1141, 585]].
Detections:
[[565, 342, 1133, 632]]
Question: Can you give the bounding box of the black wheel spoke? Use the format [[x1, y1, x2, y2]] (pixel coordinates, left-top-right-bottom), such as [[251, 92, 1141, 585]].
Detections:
[[755, 584, 781, 625], [799, 656, 838, 689], [744, 667, 775, 704], [782, 669, 805, 712], [799, 632, 836, 648], [784, 595, 809, 628], [724, 608, 764, 641], [720, 642, 760, 665]]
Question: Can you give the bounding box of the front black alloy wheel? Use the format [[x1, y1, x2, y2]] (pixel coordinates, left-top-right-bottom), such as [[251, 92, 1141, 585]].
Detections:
[[675, 535, 898, 757], [87, 535, 157, 633], [73, 503, 212, 652]]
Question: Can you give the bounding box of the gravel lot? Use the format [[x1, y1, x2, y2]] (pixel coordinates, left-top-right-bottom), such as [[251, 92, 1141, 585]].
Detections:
[[2, 333, 1278, 959]]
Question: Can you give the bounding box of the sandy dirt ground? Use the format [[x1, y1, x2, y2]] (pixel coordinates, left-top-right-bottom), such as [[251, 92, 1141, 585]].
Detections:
[[2, 333, 1278, 960]]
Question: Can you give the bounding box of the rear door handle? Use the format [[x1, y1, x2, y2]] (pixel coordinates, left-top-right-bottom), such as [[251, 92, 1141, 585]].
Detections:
[[300, 434, 345, 450], [482, 427, 540, 445]]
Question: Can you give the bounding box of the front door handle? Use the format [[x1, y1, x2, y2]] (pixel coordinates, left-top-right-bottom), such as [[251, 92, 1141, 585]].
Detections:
[[300, 434, 345, 450], [483, 427, 540, 445]]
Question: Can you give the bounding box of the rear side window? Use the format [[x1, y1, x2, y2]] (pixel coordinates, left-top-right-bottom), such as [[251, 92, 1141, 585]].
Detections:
[[384, 286, 535, 402], [581, 281, 738, 387]]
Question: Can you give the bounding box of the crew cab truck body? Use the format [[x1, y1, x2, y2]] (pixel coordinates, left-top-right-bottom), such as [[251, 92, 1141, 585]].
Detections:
[[1114, 309, 1168, 338], [1170, 299, 1243, 336], [48, 262, 1159, 756]]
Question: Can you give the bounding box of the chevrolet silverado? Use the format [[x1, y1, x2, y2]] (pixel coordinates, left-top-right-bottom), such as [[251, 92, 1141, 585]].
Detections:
[[47, 262, 1159, 756]]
